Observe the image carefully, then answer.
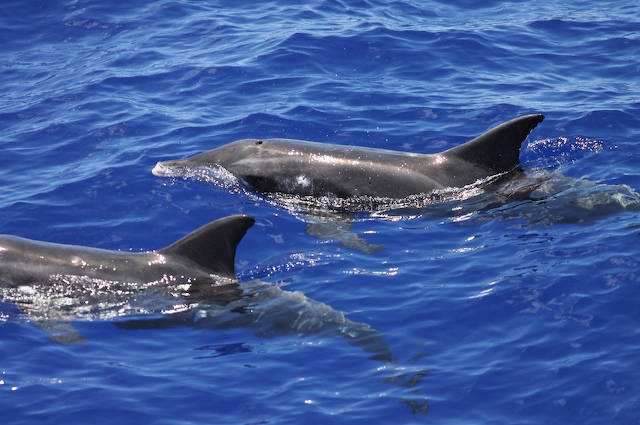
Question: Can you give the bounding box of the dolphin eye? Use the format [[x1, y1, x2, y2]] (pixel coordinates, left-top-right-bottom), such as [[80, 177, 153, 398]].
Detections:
[[255, 140, 263, 145]]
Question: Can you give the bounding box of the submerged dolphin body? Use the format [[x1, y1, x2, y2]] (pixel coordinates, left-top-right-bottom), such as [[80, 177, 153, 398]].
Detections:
[[0, 216, 390, 358], [117, 279, 392, 360], [152, 114, 544, 200]]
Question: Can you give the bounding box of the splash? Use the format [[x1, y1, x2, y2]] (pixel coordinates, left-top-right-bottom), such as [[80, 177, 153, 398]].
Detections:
[[265, 173, 505, 216], [524, 136, 604, 169]]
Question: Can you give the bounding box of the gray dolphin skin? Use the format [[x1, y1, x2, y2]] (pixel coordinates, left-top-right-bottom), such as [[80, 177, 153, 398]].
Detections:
[[153, 114, 544, 199]]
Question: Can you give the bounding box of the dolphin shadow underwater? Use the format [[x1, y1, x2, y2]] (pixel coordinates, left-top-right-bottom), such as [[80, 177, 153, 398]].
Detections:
[[0, 215, 391, 360]]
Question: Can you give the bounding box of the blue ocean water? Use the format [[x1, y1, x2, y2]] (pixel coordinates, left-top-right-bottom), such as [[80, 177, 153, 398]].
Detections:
[[2, 0, 640, 423]]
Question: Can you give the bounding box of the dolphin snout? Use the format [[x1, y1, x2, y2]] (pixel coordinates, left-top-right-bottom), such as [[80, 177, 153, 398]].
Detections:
[[152, 161, 173, 177]]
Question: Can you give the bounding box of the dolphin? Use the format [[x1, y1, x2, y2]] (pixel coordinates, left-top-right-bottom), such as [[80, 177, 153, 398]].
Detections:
[[0, 215, 254, 342], [0, 215, 253, 291], [152, 114, 544, 200], [0, 215, 391, 358]]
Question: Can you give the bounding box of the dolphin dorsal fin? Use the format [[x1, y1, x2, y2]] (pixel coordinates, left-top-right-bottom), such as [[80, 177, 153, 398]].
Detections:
[[443, 114, 544, 173], [159, 215, 255, 278]]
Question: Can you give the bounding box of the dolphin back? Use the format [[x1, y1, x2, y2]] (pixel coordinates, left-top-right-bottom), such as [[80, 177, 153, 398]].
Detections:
[[159, 215, 255, 278], [443, 114, 544, 174]]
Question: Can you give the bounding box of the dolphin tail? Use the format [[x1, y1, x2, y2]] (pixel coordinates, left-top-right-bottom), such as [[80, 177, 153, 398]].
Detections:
[[159, 215, 255, 278], [444, 114, 544, 173]]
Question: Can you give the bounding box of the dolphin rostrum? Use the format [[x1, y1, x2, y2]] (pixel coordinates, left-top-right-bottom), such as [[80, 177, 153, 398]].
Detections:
[[152, 114, 544, 200]]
